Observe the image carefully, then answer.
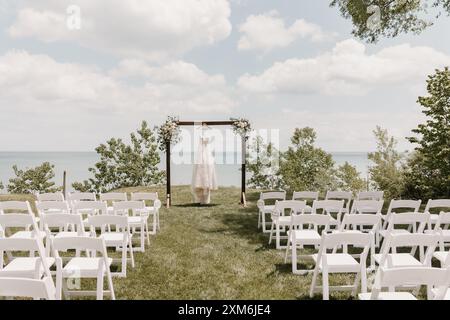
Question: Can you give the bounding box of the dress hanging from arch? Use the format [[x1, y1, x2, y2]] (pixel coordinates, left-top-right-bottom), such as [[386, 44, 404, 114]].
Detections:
[[191, 127, 218, 204]]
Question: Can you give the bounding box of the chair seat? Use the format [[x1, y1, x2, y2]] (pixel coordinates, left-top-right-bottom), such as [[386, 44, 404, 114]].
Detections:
[[312, 253, 360, 272], [431, 288, 450, 300], [379, 229, 410, 238], [63, 257, 113, 277], [54, 232, 89, 238], [358, 292, 417, 300], [289, 230, 321, 243], [0, 257, 55, 277], [10, 231, 46, 239], [101, 232, 126, 244], [374, 253, 422, 267], [433, 251, 448, 264]]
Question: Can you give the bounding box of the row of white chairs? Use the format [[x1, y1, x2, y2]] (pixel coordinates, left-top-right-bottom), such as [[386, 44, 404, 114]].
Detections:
[[0, 192, 162, 300], [257, 192, 450, 300]]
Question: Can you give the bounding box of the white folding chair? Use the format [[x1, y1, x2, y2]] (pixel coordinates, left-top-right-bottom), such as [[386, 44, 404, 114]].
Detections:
[[88, 215, 134, 277], [339, 214, 381, 270], [311, 200, 345, 229], [325, 191, 352, 215], [382, 199, 422, 229], [310, 232, 371, 300], [431, 212, 450, 265], [113, 201, 149, 252], [292, 192, 319, 213], [380, 212, 429, 239], [130, 192, 162, 234], [36, 192, 65, 202], [72, 201, 108, 224], [268, 200, 306, 249], [0, 277, 57, 300], [52, 236, 115, 300], [349, 200, 384, 245], [285, 214, 331, 274], [100, 193, 128, 215], [257, 191, 286, 233], [359, 267, 450, 300], [0, 237, 54, 281], [375, 233, 439, 269], [423, 199, 450, 227], [356, 191, 384, 201], [67, 192, 97, 211], [0, 201, 43, 240], [36, 201, 71, 226]]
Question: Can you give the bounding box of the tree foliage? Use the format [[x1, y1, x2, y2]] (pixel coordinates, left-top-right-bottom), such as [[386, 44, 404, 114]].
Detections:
[[330, 0, 450, 43], [279, 128, 338, 193], [368, 126, 405, 199], [405, 67, 450, 198], [7, 162, 60, 194], [73, 121, 165, 193], [247, 136, 281, 189], [336, 162, 367, 195]]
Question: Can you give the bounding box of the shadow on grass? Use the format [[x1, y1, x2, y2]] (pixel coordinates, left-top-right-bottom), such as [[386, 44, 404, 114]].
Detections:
[[173, 203, 220, 208]]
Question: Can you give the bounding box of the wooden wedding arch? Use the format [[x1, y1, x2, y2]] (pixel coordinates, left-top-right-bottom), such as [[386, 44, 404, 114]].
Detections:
[[165, 120, 247, 208]]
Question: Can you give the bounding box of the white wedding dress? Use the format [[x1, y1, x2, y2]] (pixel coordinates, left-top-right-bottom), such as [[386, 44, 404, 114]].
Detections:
[[191, 130, 218, 204]]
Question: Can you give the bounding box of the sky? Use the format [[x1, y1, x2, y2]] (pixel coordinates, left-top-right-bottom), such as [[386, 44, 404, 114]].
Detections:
[[1, 0, 450, 152]]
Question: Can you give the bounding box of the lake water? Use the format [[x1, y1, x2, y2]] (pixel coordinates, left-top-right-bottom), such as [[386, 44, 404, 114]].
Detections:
[[0, 152, 370, 192]]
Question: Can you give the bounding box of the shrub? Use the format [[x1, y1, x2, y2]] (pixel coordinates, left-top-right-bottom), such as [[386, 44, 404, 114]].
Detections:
[[7, 162, 61, 194]]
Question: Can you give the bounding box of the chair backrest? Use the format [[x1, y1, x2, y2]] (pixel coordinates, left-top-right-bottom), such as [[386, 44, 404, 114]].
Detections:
[[0, 213, 39, 234], [72, 201, 108, 215], [312, 200, 345, 214], [387, 199, 422, 213], [36, 201, 71, 214], [424, 199, 450, 214], [260, 191, 286, 201], [88, 215, 128, 230], [370, 267, 450, 300], [36, 192, 65, 202], [290, 213, 331, 229], [292, 191, 319, 202], [273, 200, 306, 216], [434, 212, 450, 230], [0, 201, 33, 213], [99, 192, 128, 202], [380, 233, 439, 267], [350, 200, 383, 215], [131, 192, 159, 202], [386, 212, 429, 233], [40, 213, 85, 235], [321, 231, 372, 249], [356, 191, 384, 201], [51, 236, 107, 254], [325, 191, 352, 208], [113, 201, 145, 215], [0, 277, 56, 300], [67, 192, 96, 202], [339, 214, 381, 232]]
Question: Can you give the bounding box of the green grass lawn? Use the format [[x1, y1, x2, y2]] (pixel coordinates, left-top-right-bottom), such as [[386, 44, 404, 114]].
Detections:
[[1, 186, 365, 300]]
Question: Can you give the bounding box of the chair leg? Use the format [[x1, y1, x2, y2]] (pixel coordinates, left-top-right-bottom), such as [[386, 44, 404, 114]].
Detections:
[[129, 237, 135, 268], [284, 238, 290, 263], [275, 224, 281, 249], [257, 211, 261, 229], [121, 243, 127, 277], [291, 240, 298, 273], [97, 271, 104, 300], [268, 223, 274, 244], [360, 267, 367, 294], [146, 221, 151, 245], [106, 266, 115, 300], [322, 270, 330, 300], [56, 270, 62, 300], [310, 268, 319, 298], [352, 272, 361, 296], [261, 213, 266, 232]]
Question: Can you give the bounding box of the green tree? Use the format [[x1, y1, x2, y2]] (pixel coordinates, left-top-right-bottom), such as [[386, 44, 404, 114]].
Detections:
[[330, 0, 450, 43], [405, 67, 450, 198], [73, 121, 165, 193], [336, 162, 367, 195], [279, 128, 337, 193], [7, 162, 61, 194], [247, 136, 281, 189], [0, 181, 4, 191], [368, 126, 405, 199]]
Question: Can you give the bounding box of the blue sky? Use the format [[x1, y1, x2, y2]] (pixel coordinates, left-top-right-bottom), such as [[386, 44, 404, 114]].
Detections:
[[1, 0, 450, 152]]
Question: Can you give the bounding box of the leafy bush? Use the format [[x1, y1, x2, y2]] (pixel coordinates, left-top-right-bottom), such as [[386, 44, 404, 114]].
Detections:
[[247, 136, 281, 189], [368, 126, 406, 199], [336, 162, 367, 195], [404, 67, 450, 199], [73, 121, 165, 193], [279, 127, 338, 193], [7, 162, 61, 194]]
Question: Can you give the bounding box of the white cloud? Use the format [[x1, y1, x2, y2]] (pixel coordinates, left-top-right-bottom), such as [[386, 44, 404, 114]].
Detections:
[[0, 50, 235, 115], [8, 0, 232, 61], [238, 10, 331, 52], [238, 39, 450, 95]]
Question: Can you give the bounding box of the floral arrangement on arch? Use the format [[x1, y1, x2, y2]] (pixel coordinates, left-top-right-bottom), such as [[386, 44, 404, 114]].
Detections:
[[157, 116, 181, 151], [230, 117, 252, 138]]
